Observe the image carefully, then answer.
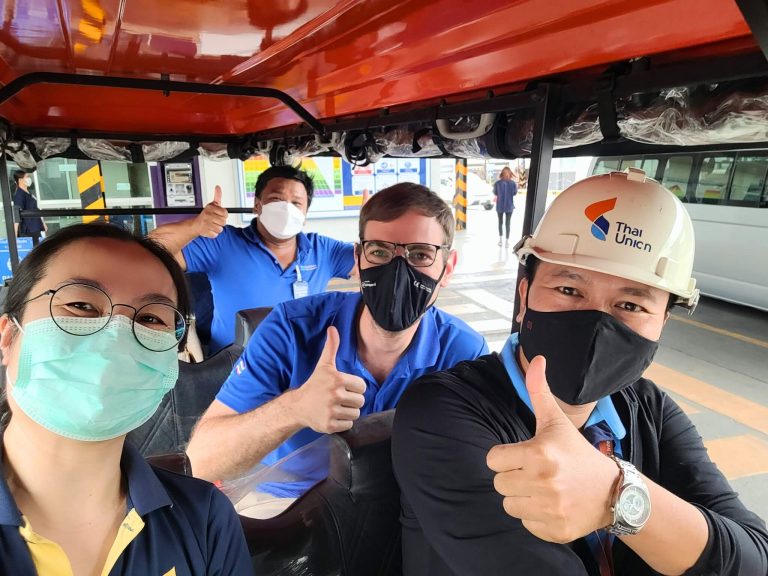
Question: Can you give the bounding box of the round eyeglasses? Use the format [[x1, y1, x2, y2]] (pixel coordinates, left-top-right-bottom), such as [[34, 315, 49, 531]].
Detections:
[[20, 282, 187, 352], [360, 240, 449, 268]]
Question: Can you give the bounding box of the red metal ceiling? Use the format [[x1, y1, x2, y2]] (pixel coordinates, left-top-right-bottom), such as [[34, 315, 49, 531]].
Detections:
[[0, 0, 756, 137]]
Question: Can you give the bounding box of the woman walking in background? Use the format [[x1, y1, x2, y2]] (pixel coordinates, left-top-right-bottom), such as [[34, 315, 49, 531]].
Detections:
[[493, 167, 517, 247]]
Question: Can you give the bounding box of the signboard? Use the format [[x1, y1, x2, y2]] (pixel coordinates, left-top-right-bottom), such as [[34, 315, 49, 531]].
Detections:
[[240, 157, 345, 220], [0, 237, 34, 281], [240, 157, 427, 218]]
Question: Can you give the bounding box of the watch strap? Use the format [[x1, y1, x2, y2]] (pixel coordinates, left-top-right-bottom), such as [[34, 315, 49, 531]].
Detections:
[[606, 456, 649, 536]]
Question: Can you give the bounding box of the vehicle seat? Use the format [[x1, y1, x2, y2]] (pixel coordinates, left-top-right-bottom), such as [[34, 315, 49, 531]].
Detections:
[[146, 452, 193, 476], [241, 410, 402, 576], [235, 307, 273, 347], [127, 343, 244, 456]]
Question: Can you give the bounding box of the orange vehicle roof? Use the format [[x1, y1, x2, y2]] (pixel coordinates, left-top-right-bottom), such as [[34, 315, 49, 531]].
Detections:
[[0, 0, 757, 138]]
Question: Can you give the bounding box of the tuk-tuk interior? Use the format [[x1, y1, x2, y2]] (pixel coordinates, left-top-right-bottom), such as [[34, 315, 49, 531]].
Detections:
[[1, 1, 768, 573]]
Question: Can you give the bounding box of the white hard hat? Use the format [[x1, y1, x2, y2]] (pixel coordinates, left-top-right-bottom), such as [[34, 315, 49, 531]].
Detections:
[[515, 168, 699, 309]]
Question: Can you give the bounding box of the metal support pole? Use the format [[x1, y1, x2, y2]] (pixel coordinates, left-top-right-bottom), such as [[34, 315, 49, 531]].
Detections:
[[735, 0, 768, 63], [512, 84, 559, 331], [454, 159, 468, 231], [0, 151, 19, 276]]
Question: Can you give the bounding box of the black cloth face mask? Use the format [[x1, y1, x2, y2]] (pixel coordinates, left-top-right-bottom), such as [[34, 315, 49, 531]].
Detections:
[[359, 256, 444, 332], [518, 307, 660, 405]]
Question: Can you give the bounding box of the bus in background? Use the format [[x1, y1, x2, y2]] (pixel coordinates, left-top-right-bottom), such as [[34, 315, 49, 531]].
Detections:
[[591, 153, 768, 312]]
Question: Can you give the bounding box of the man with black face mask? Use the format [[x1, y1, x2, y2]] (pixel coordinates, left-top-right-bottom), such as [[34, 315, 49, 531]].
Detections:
[[392, 169, 768, 576], [187, 183, 488, 509]]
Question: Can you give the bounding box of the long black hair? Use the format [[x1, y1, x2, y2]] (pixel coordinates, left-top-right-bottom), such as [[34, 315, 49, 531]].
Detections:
[[0, 223, 191, 427]]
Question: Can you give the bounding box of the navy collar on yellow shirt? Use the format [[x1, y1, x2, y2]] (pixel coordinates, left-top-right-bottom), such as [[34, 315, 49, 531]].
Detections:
[[120, 442, 173, 516], [242, 217, 311, 257], [332, 293, 441, 374], [499, 334, 626, 441], [0, 436, 172, 526]]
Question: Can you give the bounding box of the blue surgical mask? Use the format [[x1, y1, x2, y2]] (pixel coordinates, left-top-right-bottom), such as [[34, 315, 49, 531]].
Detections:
[[10, 315, 179, 441]]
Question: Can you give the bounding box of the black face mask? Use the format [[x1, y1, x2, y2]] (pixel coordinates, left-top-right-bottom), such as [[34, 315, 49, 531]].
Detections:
[[518, 307, 659, 405], [359, 256, 443, 332]]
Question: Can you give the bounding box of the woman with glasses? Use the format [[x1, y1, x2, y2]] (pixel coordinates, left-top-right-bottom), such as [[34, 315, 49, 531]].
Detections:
[[0, 223, 252, 575]]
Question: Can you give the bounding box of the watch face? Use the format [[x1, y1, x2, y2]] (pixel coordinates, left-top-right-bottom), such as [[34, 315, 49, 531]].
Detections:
[[619, 485, 651, 527]]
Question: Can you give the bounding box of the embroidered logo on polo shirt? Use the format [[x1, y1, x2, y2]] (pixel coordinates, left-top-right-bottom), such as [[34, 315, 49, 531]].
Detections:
[[235, 359, 245, 376]]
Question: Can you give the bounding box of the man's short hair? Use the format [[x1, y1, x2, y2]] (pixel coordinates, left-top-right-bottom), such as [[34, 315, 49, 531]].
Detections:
[[359, 183, 455, 246], [12, 170, 24, 185], [255, 166, 315, 207]]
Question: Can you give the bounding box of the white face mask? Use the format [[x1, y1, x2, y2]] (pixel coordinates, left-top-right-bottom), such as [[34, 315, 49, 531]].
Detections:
[[23, 177, 32, 187], [258, 201, 306, 240]]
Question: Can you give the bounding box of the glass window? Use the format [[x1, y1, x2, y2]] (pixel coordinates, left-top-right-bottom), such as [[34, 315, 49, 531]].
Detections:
[[37, 159, 78, 201], [102, 161, 152, 199], [641, 158, 659, 179], [660, 156, 693, 200], [619, 158, 642, 171], [695, 156, 734, 204], [729, 155, 768, 204], [593, 159, 619, 175]]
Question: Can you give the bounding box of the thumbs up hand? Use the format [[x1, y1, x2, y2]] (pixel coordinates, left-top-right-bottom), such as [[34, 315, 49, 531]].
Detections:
[[486, 356, 620, 543], [293, 326, 367, 434], [195, 185, 229, 238]]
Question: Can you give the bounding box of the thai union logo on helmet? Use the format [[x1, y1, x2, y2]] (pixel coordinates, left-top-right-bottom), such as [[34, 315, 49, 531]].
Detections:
[[513, 168, 700, 310], [584, 197, 617, 241]]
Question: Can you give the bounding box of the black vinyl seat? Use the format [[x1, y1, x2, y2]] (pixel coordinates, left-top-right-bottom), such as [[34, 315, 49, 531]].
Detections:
[[242, 410, 402, 576], [235, 307, 273, 347], [130, 305, 276, 456], [146, 452, 193, 476], [127, 343, 243, 456]]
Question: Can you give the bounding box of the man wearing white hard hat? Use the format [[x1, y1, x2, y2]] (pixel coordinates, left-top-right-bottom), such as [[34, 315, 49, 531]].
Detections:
[[392, 169, 768, 576]]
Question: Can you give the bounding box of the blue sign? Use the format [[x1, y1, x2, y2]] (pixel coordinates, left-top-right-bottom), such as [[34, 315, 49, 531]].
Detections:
[[0, 237, 34, 281]]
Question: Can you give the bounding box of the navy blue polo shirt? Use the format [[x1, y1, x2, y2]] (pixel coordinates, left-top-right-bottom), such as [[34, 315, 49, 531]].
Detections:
[[13, 188, 45, 235], [217, 291, 489, 487], [183, 219, 355, 353], [0, 441, 253, 575]]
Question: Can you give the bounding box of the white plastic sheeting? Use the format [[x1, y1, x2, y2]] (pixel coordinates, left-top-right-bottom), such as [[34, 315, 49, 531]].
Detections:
[[5, 83, 768, 168]]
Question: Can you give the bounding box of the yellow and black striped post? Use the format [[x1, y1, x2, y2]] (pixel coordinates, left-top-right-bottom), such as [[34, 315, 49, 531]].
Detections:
[[77, 160, 107, 223], [453, 159, 467, 231]]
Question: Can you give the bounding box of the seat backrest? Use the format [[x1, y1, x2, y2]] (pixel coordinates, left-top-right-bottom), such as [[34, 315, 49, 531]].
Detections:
[[146, 452, 193, 476], [127, 343, 244, 456], [234, 307, 273, 347], [241, 410, 402, 576]]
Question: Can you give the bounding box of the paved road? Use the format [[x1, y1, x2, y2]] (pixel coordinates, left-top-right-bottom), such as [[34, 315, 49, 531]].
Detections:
[[314, 205, 768, 521]]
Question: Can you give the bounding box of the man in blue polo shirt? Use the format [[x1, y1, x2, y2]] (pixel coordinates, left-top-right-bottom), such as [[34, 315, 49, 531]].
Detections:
[[186, 183, 488, 497], [150, 165, 355, 353]]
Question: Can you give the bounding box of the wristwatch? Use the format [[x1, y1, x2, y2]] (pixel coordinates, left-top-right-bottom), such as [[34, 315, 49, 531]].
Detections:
[[607, 456, 651, 536]]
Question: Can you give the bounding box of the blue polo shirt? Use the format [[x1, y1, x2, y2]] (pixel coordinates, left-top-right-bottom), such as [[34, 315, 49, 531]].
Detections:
[[0, 440, 253, 576], [217, 291, 488, 490], [183, 219, 355, 353]]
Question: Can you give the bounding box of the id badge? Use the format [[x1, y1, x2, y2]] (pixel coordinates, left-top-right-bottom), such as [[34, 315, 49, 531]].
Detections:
[[293, 280, 310, 299]]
